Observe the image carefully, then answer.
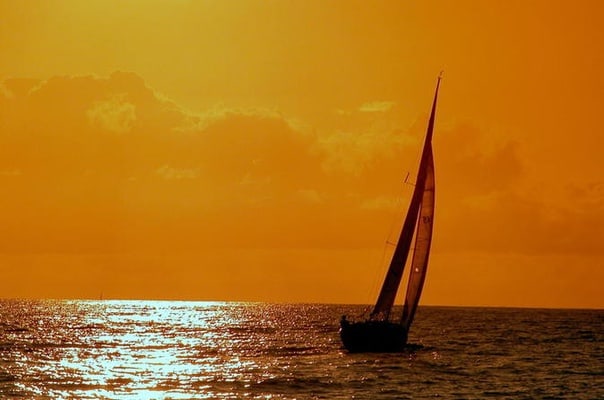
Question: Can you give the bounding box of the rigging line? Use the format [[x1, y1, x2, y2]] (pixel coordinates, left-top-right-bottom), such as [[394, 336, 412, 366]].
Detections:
[[364, 177, 412, 309]]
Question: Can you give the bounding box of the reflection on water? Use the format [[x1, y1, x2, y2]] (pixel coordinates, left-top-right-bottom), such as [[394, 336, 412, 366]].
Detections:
[[1, 300, 602, 399], [1, 301, 343, 399]]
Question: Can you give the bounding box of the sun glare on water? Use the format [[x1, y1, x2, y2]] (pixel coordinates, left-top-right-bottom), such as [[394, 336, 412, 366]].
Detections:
[[10, 300, 278, 399]]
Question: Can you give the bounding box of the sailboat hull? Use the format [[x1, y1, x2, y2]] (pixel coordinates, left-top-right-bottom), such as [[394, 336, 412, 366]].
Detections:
[[340, 321, 408, 353]]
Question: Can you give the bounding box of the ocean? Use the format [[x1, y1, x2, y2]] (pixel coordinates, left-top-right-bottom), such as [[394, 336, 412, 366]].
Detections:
[[0, 300, 601, 399]]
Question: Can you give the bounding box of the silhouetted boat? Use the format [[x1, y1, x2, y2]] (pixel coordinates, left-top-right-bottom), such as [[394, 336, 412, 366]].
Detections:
[[340, 76, 441, 352]]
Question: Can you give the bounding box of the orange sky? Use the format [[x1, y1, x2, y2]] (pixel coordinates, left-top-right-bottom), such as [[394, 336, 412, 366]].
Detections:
[[1, 0, 602, 308]]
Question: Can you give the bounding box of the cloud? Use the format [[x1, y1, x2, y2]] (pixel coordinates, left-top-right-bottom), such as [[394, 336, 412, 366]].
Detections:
[[87, 95, 136, 133], [0, 168, 21, 176], [432, 123, 524, 196], [156, 165, 199, 180], [440, 188, 604, 255], [0, 83, 13, 99], [432, 124, 602, 255], [0, 72, 331, 251], [360, 195, 400, 210], [316, 103, 414, 178], [0, 72, 601, 256], [316, 127, 413, 176], [566, 181, 604, 210], [358, 101, 396, 113], [297, 189, 323, 204], [0, 78, 40, 98]]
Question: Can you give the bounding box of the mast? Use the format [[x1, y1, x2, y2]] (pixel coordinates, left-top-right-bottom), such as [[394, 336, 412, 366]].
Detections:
[[371, 76, 441, 320]]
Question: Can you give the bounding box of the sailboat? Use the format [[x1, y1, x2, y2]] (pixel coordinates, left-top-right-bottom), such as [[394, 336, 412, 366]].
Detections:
[[340, 76, 441, 352]]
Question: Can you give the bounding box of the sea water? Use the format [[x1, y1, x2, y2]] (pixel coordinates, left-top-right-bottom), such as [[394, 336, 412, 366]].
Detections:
[[0, 300, 602, 399]]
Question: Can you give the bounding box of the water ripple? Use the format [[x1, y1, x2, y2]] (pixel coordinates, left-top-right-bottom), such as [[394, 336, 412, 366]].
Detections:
[[0, 300, 601, 399]]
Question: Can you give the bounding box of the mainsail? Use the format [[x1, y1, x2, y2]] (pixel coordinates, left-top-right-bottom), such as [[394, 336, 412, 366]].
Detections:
[[371, 76, 441, 321], [401, 147, 435, 329]]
